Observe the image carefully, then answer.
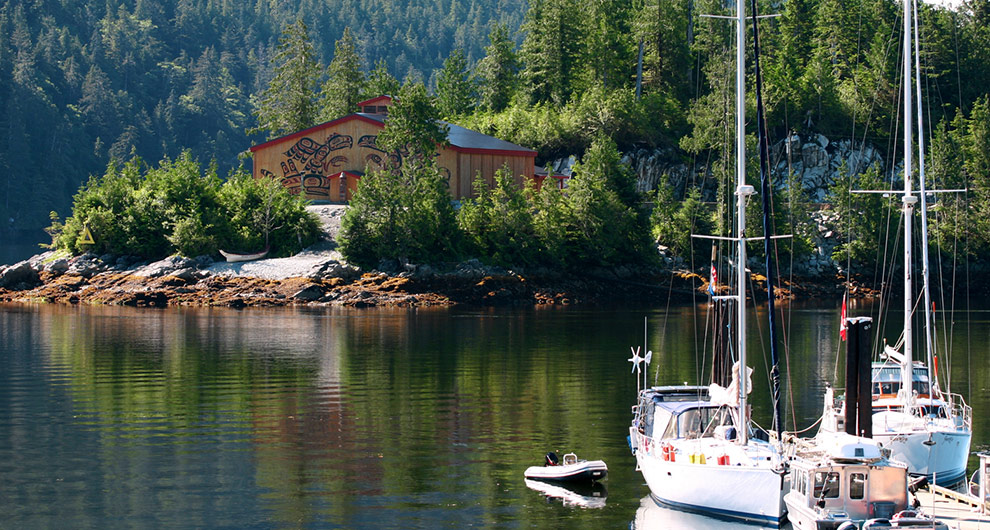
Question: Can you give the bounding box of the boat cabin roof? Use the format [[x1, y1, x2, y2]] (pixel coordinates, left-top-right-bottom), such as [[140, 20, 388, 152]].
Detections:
[[872, 363, 930, 383], [641, 386, 712, 414]]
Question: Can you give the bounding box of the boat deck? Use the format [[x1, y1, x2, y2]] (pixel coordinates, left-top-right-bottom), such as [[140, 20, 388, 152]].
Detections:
[[915, 485, 990, 529]]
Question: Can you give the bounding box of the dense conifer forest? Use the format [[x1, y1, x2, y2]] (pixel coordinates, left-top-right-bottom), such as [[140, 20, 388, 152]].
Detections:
[[0, 0, 526, 240], [2, 0, 989, 271]]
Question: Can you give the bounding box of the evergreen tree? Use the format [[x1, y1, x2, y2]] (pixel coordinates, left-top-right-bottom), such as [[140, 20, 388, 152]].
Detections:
[[475, 23, 519, 112], [319, 27, 365, 121], [566, 141, 649, 266], [435, 48, 475, 118], [376, 81, 449, 169], [632, 0, 691, 99], [583, 0, 634, 92], [365, 58, 400, 98], [519, 0, 584, 105], [249, 19, 319, 139], [458, 166, 537, 266]]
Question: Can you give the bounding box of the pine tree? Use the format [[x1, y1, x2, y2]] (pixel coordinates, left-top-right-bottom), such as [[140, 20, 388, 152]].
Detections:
[[583, 0, 634, 92], [377, 81, 449, 169], [365, 58, 400, 98], [475, 23, 519, 112], [248, 19, 319, 139], [435, 48, 475, 118], [519, 0, 583, 106], [319, 27, 365, 122]]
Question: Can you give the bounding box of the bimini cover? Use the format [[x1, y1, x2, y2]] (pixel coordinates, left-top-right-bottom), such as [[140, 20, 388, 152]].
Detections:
[[709, 361, 753, 407]]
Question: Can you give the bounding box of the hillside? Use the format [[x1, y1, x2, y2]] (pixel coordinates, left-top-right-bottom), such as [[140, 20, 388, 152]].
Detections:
[[0, 0, 526, 243]]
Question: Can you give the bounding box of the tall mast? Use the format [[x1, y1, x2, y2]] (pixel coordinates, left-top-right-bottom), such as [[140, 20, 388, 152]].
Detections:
[[736, 0, 751, 446], [750, 0, 782, 442], [901, 0, 916, 402], [913, 0, 936, 399]]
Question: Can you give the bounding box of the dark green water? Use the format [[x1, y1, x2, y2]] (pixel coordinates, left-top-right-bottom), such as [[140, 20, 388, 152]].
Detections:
[[1, 302, 987, 528]]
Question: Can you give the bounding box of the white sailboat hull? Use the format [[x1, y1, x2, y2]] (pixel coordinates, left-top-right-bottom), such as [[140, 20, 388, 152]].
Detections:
[[873, 425, 971, 485], [632, 429, 786, 525]]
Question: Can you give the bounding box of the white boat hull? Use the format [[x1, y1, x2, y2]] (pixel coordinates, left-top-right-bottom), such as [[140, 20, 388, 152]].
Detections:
[[873, 427, 971, 485], [524, 460, 608, 482], [632, 430, 786, 525]]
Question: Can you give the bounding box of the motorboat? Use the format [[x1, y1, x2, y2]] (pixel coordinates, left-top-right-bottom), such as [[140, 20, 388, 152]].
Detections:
[[785, 432, 909, 530], [523, 452, 607, 483]]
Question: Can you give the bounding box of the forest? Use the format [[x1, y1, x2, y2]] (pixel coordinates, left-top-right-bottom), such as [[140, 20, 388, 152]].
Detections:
[[3, 0, 990, 270]]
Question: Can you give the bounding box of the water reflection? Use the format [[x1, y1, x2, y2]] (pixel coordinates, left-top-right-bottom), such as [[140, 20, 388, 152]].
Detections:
[[524, 479, 607, 508], [1, 301, 987, 528], [631, 495, 789, 529]]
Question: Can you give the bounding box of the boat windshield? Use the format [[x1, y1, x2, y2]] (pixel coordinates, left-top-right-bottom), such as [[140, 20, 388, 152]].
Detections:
[[667, 406, 733, 440], [872, 365, 930, 396]]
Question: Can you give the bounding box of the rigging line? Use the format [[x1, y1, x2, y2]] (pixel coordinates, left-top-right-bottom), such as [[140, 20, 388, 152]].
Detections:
[[853, 0, 899, 180], [964, 187, 971, 401], [691, 210, 702, 386], [785, 412, 823, 436], [658, 240, 680, 386], [879, 206, 905, 356]]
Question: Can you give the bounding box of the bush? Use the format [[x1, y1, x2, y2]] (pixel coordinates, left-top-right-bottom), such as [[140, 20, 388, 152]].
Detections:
[[218, 170, 321, 257], [339, 163, 461, 267], [458, 166, 538, 267], [49, 152, 320, 259]]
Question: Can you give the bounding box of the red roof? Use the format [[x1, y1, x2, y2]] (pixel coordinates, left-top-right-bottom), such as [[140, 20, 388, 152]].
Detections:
[[248, 114, 384, 153], [249, 112, 536, 157], [356, 95, 393, 107]]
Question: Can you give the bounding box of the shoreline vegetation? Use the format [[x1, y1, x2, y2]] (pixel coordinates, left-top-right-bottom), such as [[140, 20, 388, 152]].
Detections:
[[1, 203, 863, 309], [0, 247, 848, 309]]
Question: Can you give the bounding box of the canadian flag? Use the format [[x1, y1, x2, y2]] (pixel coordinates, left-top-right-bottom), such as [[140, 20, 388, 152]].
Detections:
[[839, 293, 848, 341]]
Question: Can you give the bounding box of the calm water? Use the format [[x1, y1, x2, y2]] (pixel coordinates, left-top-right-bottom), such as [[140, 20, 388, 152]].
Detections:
[[1, 301, 988, 528]]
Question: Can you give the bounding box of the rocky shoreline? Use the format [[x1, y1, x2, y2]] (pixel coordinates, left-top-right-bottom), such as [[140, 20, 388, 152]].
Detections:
[[0, 204, 854, 309], [0, 246, 850, 309]]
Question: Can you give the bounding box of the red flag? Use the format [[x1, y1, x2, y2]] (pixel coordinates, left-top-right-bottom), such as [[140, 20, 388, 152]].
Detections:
[[839, 294, 848, 341], [708, 264, 717, 295]]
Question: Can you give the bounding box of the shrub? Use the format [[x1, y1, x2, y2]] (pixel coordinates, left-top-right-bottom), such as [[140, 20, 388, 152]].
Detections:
[[49, 152, 320, 259]]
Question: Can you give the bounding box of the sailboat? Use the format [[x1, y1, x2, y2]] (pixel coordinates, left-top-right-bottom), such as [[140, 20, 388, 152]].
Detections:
[[627, 0, 787, 524], [817, 0, 972, 486]]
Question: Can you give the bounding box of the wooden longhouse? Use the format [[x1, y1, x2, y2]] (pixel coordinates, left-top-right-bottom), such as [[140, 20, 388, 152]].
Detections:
[[248, 96, 545, 202]]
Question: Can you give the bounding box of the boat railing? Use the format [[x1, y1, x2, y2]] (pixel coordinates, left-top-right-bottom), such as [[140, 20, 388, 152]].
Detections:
[[944, 393, 972, 430]]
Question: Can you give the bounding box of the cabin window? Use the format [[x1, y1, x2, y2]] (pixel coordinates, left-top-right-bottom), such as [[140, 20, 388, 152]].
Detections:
[[850, 473, 866, 499], [814, 472, 840, 499], [675, 407, 732, 439]]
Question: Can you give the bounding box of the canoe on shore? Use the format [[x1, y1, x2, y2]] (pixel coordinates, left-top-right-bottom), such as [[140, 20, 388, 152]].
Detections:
[[219, 247, 269, 263]]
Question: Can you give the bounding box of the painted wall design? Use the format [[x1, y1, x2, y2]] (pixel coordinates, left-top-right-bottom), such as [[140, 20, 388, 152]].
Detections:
[[251, 119, 396, 202], [250, 116, 536, 202]]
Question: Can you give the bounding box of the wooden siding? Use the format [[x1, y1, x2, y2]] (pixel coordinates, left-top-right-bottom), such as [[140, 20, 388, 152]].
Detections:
[[454, 152, 533, 197], [251, 117, 536, 202], [251, 119, 388, 202]]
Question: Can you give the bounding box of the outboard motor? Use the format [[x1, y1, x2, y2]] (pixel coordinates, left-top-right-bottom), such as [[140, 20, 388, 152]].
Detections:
[[545, 452, 559, 466]]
